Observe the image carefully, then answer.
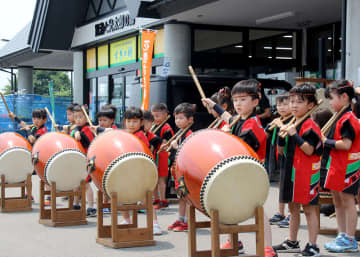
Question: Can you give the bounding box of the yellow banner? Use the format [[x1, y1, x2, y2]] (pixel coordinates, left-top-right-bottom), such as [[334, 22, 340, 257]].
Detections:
[[97, 45, 108, 70], [154, 29, 164, 58], [86, 48, 96, 72], [110, 37, 136, 67]]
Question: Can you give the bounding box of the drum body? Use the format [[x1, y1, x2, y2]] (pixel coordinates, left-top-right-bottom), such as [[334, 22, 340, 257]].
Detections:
[[175, 129, 269, 224], [32, 132, 87, 191], [87, 130, 157, 204], [0, 132, 33, 183]]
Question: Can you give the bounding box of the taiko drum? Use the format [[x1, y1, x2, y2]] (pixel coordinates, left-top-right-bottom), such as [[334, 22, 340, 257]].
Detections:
[[87, 130, 158, 204], [0, 132, 33, 183], [32, 132, 87, 191], [175, 129, 269, 224]]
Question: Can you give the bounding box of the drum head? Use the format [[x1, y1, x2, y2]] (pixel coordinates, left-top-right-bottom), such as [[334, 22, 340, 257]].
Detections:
[[200, 156, 269, 224], [0, 147, 32, 183], [45, 149, 87, 191], [103, 152, 158, 204]]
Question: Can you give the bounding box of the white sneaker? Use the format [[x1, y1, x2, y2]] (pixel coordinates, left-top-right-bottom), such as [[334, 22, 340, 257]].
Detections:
[[153, 223, 163, 235]]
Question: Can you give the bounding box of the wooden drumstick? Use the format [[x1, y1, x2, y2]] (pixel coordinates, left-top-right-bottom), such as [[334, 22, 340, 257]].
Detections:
[[81, 105, 97, 136], [188, 66, 206, 99], [229, 115, 241, 129], [151, 115, 171, 134], [44, 107, 59, 131], [268, 115, 293, 131], [208, 118, 220, 128], [321, 105, 348, 135], [157, 128, 184, 154], [0, 92, 13, 121], [166, 123, 192, 152]]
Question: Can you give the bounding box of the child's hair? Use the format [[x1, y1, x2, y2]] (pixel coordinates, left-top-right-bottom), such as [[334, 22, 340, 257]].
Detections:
[[101, 104, 117, 115], [211, 87, 234, 113], [96, 107, 116, 120], [231, 79, 260, 100], [143, 110, 154, 121], [276, 92, 290, 103], [289, 84, 317, 105], [32, 108, 47, 119], [151, 103, 168, 113], [66, 103, 80, 111], [312, 108, 333, 129], [324, 80, 355, 100], [73, 104, 88, 114], [174, 102, 195, 118], [124, 107, 143, 120]]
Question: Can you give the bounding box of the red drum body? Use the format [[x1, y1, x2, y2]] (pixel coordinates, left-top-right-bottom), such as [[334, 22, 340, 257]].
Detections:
[[0, 132, 33, 183], [175, 129, 269, 224], [87, 130, 157, 204], [32, 132, 87, 191]]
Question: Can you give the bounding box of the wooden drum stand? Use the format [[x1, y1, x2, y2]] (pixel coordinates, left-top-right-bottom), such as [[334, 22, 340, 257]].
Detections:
[[39, 180, 87, 227], [0, 174, 32, 212], [188, 205, 265, 257], [96, 190, 155, 248]]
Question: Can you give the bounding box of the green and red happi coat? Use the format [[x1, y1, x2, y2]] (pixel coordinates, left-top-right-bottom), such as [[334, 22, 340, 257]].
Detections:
[[324, 111, 360, 192]]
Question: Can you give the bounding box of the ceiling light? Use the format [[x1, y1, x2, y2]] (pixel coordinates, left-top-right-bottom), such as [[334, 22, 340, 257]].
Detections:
[[235, 45, 243, 48], [283, 35, 293, 38], [328, 37, 332, 40], [256, 11, 295, 25], [328, 49, 332, 52], [248, 55, 252, 58], [276, 47, 292, 50], [264, 46, 272, 50], [268, 56, 273, 59], [276, 57, 293, 60]]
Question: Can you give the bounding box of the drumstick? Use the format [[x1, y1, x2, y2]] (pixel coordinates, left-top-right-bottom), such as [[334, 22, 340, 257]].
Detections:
[[229, 115, 241, 129], [279, 99, 323, 138], [158, 128, 184, 153], [188, 66, 206, 99], [151, 115, 171, 134], [44, 107, 59, 131], [0, 92, 13, 121], [268, 115, 293, 131], [166, 123, 192, 152], [321, 105, 348, 135], [208, 118, 220, 128], [212, 118, 225, 129], [81, 105, 97, 136]]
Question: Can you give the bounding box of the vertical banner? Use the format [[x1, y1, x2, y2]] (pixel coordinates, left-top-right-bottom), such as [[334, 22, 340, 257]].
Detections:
[[48, 81, 55, 131], [140, 30, 156, 110]]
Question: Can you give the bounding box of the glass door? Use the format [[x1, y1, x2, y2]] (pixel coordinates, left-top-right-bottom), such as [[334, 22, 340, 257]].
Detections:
[[111, 75, 125, 124]]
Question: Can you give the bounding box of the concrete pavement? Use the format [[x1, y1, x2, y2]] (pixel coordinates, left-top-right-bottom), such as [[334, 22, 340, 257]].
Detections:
[[0, 176, 359, 257]]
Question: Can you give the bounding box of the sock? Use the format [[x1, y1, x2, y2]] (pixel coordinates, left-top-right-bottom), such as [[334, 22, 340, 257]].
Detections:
[[179, 216, 185, 222]]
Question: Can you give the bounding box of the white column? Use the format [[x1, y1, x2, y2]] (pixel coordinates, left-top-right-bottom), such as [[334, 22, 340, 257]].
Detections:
[[345, 0, 360, 85], [73, 51, 84, 104], [164, 22, 191, 75], [17, 67, 33, 94]]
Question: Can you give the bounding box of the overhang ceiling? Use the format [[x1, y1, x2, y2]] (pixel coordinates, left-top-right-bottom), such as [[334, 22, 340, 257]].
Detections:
[[165, 0, 341, 29]]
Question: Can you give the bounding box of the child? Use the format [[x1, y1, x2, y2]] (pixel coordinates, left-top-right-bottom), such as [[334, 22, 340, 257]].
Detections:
[[94, 104, 118, 134], [209, 87, 233, 130], [273, 84, 323, 256], [122, 107, 163, 235], [151, 103, 174, 209], [202, 79, 276, 257], [165, 103, 194, 232], [143, 111, 162, 154], [322, 80, 360, 253], [9, 108, 48, 145], [71, 105, 96, 217], [267, 93, 292, 228], [56, 103, 79, 134]]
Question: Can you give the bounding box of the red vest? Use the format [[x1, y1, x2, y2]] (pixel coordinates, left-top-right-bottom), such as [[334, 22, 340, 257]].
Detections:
[[134, 130, 150, 148], [292, 119, 321, 204], [325, 111, 360, 191]]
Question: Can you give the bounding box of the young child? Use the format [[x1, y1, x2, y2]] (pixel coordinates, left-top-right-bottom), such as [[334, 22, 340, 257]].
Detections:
[[165, 103, 194, 232], [56, 103, 79, 134], [151, 103, 174, 209], [273, 84, 323, 256], [202, 79, 276, 257], [122, 107, 163, 235], [143, 111, 162, 155], [9, 108, 48, 145], [322, 80, 360, 253], [209, 87, 233, 130], [267, 93, 292, 228], [71, 105, 96, 217], [94, 104, 118, 134]]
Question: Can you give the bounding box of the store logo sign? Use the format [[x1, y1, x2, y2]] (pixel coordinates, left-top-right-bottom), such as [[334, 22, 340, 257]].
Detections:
[[95, 13, 136, 37]]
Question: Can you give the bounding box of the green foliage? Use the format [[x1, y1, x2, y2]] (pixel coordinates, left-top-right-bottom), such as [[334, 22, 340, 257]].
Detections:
[[33, 70, 71, 96], [1, 77, 16, 95]]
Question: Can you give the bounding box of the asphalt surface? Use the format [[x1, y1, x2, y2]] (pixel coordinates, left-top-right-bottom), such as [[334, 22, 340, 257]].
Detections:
[[0, 176, 359, 257]]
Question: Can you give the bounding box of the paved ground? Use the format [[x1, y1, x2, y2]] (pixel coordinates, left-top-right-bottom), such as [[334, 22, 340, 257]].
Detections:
[[0, 176, 359, 257]]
